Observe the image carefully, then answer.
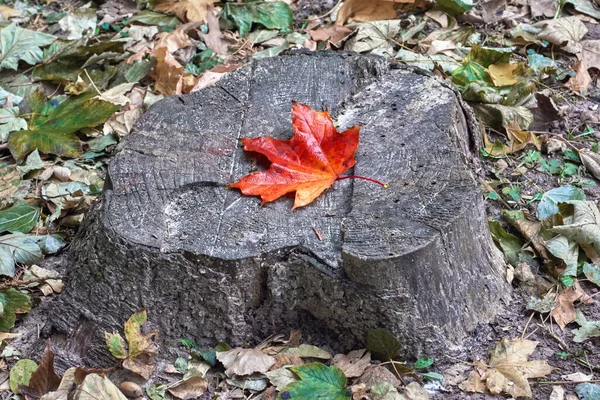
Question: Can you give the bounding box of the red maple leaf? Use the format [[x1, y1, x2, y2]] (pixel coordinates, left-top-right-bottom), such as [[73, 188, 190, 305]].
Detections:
[[229, 101, 385, 209]]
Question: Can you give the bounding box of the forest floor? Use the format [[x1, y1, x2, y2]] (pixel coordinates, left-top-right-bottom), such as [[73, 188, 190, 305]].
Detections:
[[0, 0, 600, 399]]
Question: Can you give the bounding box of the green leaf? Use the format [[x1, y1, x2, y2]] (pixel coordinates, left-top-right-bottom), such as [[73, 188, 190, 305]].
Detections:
[[545, 235, 579, 276], [460, 82, 502, 103], [0, 107, 27, 142], [366, 328, 401, 361], [105, 332, 128, 359], [280, 363, 349, 400], [179, 338, 200, 351], [87, 133, 118, 153], [8, 92, 118, 161], [576, 382, 600, 400], [502, 186, 521, 201], [128, 10, 180, 28], [0, 201, 40, 234], [414, 357, 433, 369], [452, 61, 491, 86], [421, 371, 444, 382], [174, 357, 188, 373], [197, 342, 231, 366], [253, 43, 288, 59], [565, 0, 600, 19], [583, 263, 600, 287], [124, 309, 148, 358], [0, 24, 56, 71], [224, 2, 293, 37], [488, 220, 524, 266], [0, 288, 31, 333], [146, 384, 167, 400], [0, 234, 43, 277], [184, 49, 221, 76], [572, 310, 600, 342], [537, 186, 585, 220], [434, 0, 474, 16], [527, 50, 556, 74], [9, 359, 37, 393]]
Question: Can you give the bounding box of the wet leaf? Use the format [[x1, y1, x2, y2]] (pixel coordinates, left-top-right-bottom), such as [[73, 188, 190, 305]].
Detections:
[[280, 362, 350, 400], [367, 328, 401, 361], [216, 348, 275, 377], [0, 234, 43, 277], [0, 24, 56, 71], [573, 310, 600, 342], [537, 186, 585, 220], [223, 2, 293, 37], [0, 201, 39, 234], [9, 359, 37, 393]]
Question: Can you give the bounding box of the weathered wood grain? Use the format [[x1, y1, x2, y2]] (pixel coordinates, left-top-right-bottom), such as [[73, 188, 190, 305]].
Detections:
[[32, 52, 510, 369]]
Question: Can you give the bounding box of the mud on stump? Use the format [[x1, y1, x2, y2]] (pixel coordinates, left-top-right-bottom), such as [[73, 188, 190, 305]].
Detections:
[[33, 52, 511, 368]]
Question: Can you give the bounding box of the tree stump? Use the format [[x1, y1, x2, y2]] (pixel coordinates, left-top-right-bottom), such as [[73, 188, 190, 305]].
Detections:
[[42, 52, 511, 368]]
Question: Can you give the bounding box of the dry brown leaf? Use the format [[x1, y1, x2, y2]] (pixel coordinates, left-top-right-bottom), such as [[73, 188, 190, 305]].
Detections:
[[309, 25, 353, 44], [153, 29, 193, 55], [534, 17, 588, 55], [190, 64, 241, 92], [200, 5, 230, 56], [332, 349, 371, 378], [336, 0, 399, 24], [270, 353, 303, 370], [550, 282, 593, 329], [529, 0, 556, 18], [581, 40, 600, 69], [565, 60, 592, 95], [167, 376, 207, 399], [459, 339, 554, 398], [154, 0, 216, 23], [216, 348, 276, 377], [152, 46, 184, 96], [356, 365, 401, 388], [350, 383, 368, 400]]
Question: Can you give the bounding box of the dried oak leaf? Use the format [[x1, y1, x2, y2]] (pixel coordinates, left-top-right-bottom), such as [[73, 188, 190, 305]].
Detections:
[[154, 0, 216, 23], [229, 102, 361, 209], [565, 60, 592, 96], [459, 338, 555, 398]]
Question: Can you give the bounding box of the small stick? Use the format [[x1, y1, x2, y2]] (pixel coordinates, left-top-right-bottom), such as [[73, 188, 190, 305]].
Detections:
[[312, 226, 323, 241], [521, 311, 536, 340]]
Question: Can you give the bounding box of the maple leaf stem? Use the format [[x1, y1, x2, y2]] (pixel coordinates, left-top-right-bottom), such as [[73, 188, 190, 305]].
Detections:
[[336, 175, 388, 187]]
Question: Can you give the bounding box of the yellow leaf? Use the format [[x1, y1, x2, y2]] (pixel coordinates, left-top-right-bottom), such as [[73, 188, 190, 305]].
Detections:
[[0, 5, 20, 18], [488, 63, 521, 86]]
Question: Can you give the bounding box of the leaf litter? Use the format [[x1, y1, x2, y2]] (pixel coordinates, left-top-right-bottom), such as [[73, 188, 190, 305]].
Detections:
[[0, 0, 599, 398]]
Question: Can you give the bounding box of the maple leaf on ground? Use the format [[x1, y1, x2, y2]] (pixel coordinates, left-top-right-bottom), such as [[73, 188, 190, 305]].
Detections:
[[459, 338, 555, 398], [229, 102, 385, 209]]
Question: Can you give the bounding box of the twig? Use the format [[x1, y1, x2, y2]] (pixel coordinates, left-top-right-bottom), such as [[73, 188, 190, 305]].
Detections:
[[521, 311, 536, 340], [536, 379, 600, 385], [442, 353, 475, 366]]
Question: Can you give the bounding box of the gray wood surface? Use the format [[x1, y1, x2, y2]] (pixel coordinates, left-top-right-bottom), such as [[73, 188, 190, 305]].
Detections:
[[33, 52, 510, 369]]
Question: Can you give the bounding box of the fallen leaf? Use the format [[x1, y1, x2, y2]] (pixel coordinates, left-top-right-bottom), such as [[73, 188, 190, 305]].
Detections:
[[0, 235, 42, 277], [73, 373, 127, 400], [337, 0, 399, 24], [216, 348, 275, 377], [551, 201, 600, 254], [0, 5, 20, 18], [367, 328, 401, 362], [459, 338, 554, 398], [167, 376, 207, 399], [345, 20, 402, 57], [309, 25, 353, 44], [200, 6, 229, 56], [0, 24, 56, 71], [332, 349, 371, 378], [153, 29, 192, 55], [551, 285, 587, 329], [488, 63, 521, 86], [534, 17, 588, 55], [265, 367, 299, 390], [581, 40, 600, 69], [58, 8, 97, 40], [577, 382, 600, 399], [0, 106, 27, 142], [154, 0, 217, 23], [9, 359, 37, 394], [537, 186, 586, 220], [280, 363, 350, 399], [0, 201, 40, 234], [223, 2, 294, 37], [270, 353, 303, 370], [19, 341, 61, 398], [565, 60, 592, 96], [152, 46, 184, 96], [550, 385, 565, 400], [229, 102, 361, 209], [573, 310, 600, 342], [356, 365, 401, 388], [562, 372, 593, 381], [283, 344, 332, 360]]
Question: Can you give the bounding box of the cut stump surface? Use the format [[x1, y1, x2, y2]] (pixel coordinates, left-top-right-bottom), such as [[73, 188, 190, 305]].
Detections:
[[43, 52, 510, 368]]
